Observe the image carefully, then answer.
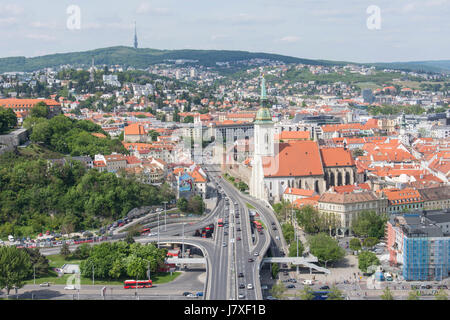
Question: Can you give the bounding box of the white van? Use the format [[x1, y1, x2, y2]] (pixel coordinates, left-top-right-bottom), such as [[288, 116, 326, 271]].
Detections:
[[8, 235, 14, 242], [302, 279, 313, 285]]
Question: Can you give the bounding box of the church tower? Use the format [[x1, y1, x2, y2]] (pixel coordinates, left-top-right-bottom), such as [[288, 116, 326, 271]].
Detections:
[[250, 74, 275, 200]]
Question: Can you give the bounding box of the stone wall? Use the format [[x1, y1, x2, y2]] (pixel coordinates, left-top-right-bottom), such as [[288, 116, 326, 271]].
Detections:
[[0, 128, 29, 155]]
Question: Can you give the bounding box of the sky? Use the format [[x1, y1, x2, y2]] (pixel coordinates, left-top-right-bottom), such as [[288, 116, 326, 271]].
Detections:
[[0, 0, 449, 63]]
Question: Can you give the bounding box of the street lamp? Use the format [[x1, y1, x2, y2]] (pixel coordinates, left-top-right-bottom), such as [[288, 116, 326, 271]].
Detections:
[[33, 265, 36, 285], [157, 209, 160, 248], [92, 264, 95, 285], [163, 201, 168, 231]]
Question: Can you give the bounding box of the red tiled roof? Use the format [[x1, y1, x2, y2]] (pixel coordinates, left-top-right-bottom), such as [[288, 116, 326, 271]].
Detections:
[[320, 147, 355, 167], [263, 141, 324, 177]]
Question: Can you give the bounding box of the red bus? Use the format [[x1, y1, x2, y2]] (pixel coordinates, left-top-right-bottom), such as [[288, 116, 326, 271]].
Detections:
[[140, 228, 151, 235], [218, 218, 224, 227], [253, 221, 263, 232], [124, 280, 153, 289]]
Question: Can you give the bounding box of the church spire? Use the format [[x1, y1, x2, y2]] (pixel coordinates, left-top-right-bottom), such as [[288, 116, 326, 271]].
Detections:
[[134, 21, 138, 49], [260, 73, 267, 104]]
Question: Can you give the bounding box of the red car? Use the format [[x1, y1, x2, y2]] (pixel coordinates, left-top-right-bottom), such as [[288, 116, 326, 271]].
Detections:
[[236, 237, 241, 241]]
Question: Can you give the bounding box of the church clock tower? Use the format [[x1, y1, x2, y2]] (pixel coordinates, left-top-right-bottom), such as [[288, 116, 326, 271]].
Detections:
[[250, 74, 275, 200]]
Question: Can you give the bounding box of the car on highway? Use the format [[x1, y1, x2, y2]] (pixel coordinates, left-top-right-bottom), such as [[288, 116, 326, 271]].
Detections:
[[254, 252, 259, 256], [261, 285, 268, 290], [271, 222, 275, 225], [39, 282, 51, 287], [64, 285, 76, 290], [224, 231, 228, 236], [265, 296, 278, 300], [272, 226, 277, 230], [222, 242, 227, 247], [237, 228, 241, 231], [283, 271, 289, 276], [186, 293, 197, 298], [248, 258, 254, 262], [183, 292, 192, 296], [239, 283, 245, 289], [236, 237, 241, 241], [238, 294, 245, 299], [275, 236, 280, 240], [247, 284, 253, 290], [238, 272, 244, 278]]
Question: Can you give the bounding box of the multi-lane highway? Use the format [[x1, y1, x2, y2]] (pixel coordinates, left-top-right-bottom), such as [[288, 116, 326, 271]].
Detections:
[[37, 163, 287, 301]]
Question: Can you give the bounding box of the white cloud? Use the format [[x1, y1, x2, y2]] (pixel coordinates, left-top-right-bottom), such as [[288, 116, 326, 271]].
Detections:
[[26, 34, 57, 42], [279, 36, 301, 43], [136, 2, 170, 15], [0, 4, 24, 16], [30, 21, 58, 29]]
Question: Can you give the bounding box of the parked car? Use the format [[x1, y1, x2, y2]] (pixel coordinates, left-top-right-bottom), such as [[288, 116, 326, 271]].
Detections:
[[302, 280, 313, 285], [289, 278, 297, 283], [286, 284, 295, 289], [320, 285, 330, 290]]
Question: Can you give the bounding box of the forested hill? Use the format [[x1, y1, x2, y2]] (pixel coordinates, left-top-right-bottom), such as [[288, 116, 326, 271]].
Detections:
[[0, 46, 448, 74], [0, 46, 344, 73]]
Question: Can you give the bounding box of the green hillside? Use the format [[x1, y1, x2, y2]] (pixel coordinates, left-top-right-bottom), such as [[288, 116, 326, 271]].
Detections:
[[0, 46, 343, 73], [0, 46, 448, 74]]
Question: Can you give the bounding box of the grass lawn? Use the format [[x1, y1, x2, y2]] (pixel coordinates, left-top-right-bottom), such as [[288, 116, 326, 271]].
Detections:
[[24, 254, 181, 286], [246, 203, 255, 209]]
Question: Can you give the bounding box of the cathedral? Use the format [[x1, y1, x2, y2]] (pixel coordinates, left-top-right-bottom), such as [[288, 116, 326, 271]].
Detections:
[[250, 75, 357, 204]]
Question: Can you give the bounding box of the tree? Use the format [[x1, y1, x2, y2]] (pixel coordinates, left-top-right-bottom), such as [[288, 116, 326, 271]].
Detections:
[[183, 115, 194, 123], [270, 280, 286, 299], [327, 285, 344, 300], [296, 205, 323, 234], [308, 233, 345, 267], [0, 246, 32, 296], [0, 106, 17, 133], [358, 251, 380, 273], [125, 233, 136, 244], [352, 211, 388, 239], [271, 263, 279, 279], [60, 242, 71, 258], [288, 240, 304, 257], [188, 195, 205, 215], [349, 238, 362, 251], [72, 243, 91, 260], [24, 248, 49, 277], [435, 289, 448, 300], [30, 102, 50, 119], [148, 130, 160, 142], [380, 287, 395, 300], [363, 237, 379, 248], [407, 290, 420, 300], [299, 286, 315, 300], [30, 121, 52, 144], [177, 197, 189, 212], [281, 223, 295, 245]]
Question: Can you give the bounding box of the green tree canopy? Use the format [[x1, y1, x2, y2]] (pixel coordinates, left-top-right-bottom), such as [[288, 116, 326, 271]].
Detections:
[[30, 102, 50, 119], [0, 106, 17, 133], [0, 246, 32, 296], [308, 233, 345, 267], [349, 238, 362, 251], [358, 251, 380, 273], [352, 211, 388, 239]]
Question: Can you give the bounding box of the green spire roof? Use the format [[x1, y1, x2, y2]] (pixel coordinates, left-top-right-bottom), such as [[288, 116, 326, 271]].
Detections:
[[260, 74, 267, 101], [255, 74, 272, 124]]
